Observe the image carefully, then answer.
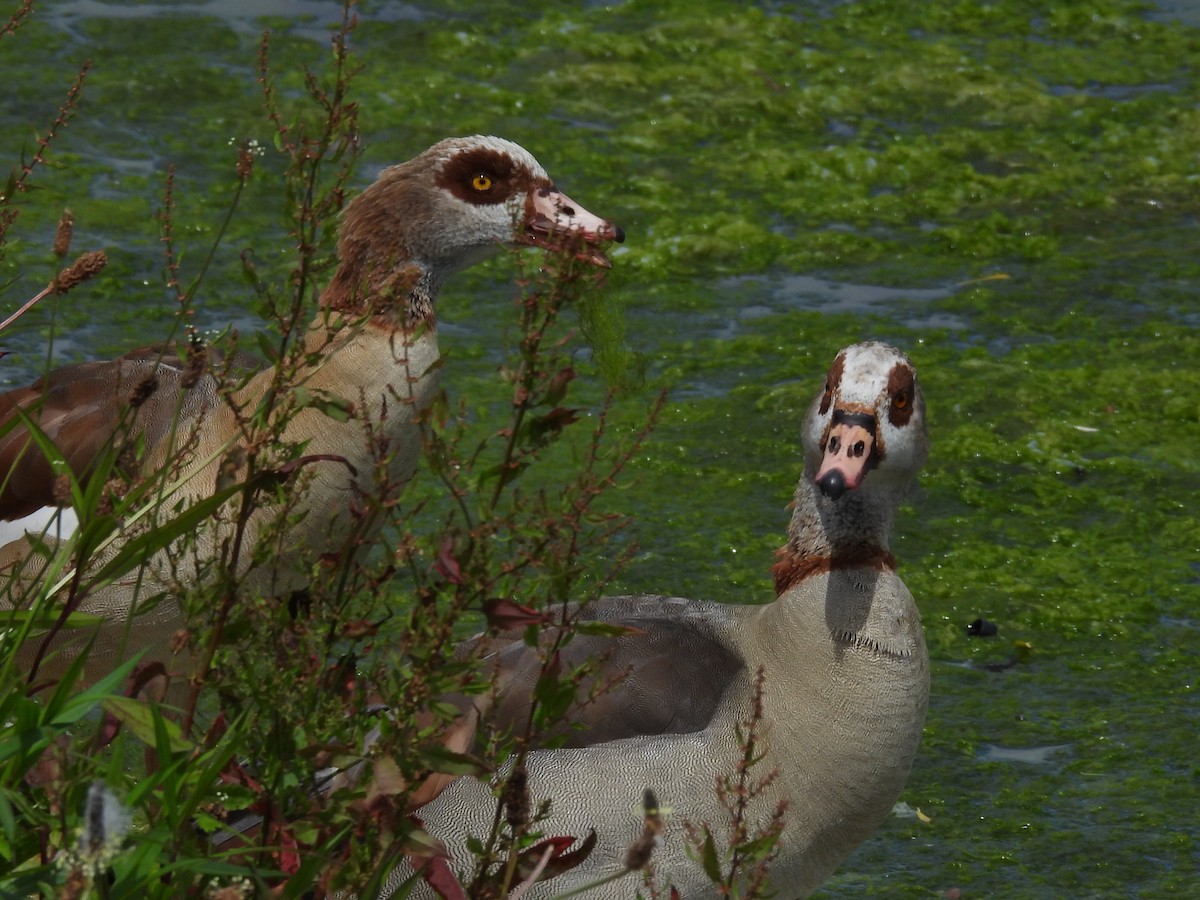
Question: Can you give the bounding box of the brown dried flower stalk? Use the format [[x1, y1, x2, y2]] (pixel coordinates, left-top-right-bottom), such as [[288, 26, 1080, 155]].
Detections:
[[54, 208, 74, 258], [55, 250, 107, 294], [0, 250, 107, 334]]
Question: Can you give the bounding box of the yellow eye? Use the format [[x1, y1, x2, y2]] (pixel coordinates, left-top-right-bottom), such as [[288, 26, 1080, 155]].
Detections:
[[472, 173, 493, 191], [894, 392, 908, 409]]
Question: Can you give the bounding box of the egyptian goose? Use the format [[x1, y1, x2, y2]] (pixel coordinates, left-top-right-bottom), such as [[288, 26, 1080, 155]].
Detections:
[[400, 342, 930, 898], [0, 135, 623, 685]]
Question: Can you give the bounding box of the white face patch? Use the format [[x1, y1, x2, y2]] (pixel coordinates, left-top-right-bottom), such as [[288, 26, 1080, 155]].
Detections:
[[804, 342, 926, 484], [834, 343, 904, 408]]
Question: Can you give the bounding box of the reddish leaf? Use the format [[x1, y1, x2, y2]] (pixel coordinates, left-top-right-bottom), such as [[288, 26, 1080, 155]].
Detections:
[[276, 824, 301, 876], [341, 619, 378, 639], [435, 537, 463, 584], [219, 758, 264, 793], [483, 597, 549, 630], [203, 711, 229, 744], [544, 366, 576, 405], [528, 406, 580, 442], [277, 452, 357, 478], [404, 819, 465, 900], [516, 830, 597, 882], [125, 661, 170, 701], [97, 707, 123, 749], [418, 855, 469, 900], [22, 737, 66, 794]]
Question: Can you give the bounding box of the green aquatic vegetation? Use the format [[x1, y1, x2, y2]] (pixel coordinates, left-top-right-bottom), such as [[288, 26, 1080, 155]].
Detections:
[[2, 0, 1198, 895]]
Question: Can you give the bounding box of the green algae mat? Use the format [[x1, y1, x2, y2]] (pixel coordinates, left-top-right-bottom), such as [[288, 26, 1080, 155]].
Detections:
[[2, 1, 1196, 895]]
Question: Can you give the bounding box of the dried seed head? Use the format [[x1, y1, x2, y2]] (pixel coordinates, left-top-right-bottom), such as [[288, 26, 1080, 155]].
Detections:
[[96, 479, 121, 517], [231, 137, 264, 181], [623, 788, 665, 871], [128, 371, 160, 408], [235, 147, 254, 180], [52, 474, 72, 506], [115, 436, 140, 475], [624, 833, 657, 872], [54, 250, 107, 294], [182, 340, 208, 389], [502, 759, 530, 833], [169, 628, 191, 654], [54, 209, 74, 258]]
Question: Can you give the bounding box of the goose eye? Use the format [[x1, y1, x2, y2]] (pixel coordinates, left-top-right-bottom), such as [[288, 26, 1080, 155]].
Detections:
[[471, 173, 494, 192]]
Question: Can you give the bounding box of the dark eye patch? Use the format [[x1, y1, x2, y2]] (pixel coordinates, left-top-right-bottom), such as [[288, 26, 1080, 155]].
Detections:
[[436, 147, 536, 205], [819, 351, 846, 415], [886, 362, 916, 427]]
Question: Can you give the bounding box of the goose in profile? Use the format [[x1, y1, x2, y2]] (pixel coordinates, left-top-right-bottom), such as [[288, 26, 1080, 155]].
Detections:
[[0, 135, 623, 685], [403, 341, 929, 898]]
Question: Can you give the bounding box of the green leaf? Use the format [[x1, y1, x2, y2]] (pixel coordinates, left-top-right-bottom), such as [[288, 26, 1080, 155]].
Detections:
[[699, 825, 723, 883], [357, 843, 425, 900], [0, 792, 15, 845], [308, 389, 355, 422], [190, 810, 229, 834], [255, 328, 281, 364], [574, 621, 642, 639], [291, 819, 320, 844], [83, 468, 278, 592], [0, 608, 107, 630], [100, 697, 193, 753], [475, 459, 530, 490], [48, 656, 140, 726], [736, 831, 782, 861], [416, 744, 490, 778]]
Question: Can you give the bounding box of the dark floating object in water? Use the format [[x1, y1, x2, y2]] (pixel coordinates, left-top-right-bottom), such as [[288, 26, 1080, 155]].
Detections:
[[982, 658, 1017, 672], [967, 617, 998, 637]]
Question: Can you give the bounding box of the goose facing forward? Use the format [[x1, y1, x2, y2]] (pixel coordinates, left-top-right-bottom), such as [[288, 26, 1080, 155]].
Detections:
[[0, 135, 623, 684], [406, 341, 930, 898]]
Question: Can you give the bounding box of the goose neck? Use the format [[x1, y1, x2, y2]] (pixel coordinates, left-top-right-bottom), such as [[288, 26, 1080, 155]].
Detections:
[[319, 252, 439, 332], [771, 475, 898, 596]]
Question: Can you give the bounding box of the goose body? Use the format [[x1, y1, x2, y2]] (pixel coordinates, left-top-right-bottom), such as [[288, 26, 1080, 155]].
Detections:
[[401, 342, 929, 898], [0, 135, 622, 684]]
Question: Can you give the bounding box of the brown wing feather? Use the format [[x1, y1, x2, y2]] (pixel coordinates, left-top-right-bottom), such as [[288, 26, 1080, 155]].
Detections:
[[0, 344, 259, 520], [467, 594, 747, 749]]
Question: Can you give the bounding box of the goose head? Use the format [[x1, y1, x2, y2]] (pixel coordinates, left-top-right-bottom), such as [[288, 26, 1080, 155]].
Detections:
[[323, 135, 624, 322], [803, 341, 928, 502]]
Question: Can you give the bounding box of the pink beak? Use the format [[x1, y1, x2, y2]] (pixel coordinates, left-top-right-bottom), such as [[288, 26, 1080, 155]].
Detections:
[[526, 187, 624, 267], [815, 413, 878, 500]]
